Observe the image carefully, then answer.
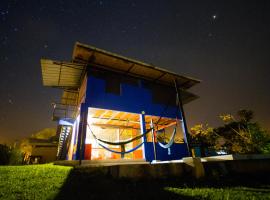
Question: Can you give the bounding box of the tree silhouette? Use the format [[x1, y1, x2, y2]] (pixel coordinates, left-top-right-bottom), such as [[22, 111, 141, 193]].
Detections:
[[190, 109, 270, 155]]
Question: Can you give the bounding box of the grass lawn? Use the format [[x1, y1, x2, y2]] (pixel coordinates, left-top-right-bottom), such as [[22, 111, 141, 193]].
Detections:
[[1, 164, 270, 200], [0, 164, 72, 200], [165, 187, 270, 200]]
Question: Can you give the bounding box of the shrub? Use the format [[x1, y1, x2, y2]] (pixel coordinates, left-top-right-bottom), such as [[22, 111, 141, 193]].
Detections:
[[9, 148, 23, 165], [0, 144, 10, 165], [0, 144, 23, 165], [190, 109, 270, 155]]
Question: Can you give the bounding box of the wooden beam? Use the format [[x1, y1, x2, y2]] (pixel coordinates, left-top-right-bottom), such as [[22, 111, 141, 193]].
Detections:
[[125, 63, 135, 74], [106, 111, 120, 124], [153, 72, 167, 82], [92, 123, 139, 129], [98, 110, 109, 119]]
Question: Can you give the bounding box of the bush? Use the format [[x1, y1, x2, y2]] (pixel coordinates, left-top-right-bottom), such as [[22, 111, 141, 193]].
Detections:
[[0, 144, 23, 165], [261, 143, 270, 154], [190, 110, 270, 155], [9, 148, 23, 165], [0, 144, 10, 165]]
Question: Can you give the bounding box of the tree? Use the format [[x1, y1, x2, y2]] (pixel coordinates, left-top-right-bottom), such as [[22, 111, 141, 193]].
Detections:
[[9, 148, 23, 165], [237, 109, 254, 123], [31, 128, 56, 140], [190, 109, 270, 154], [0, 144, 10, 165], [0, 144, 23, 165]]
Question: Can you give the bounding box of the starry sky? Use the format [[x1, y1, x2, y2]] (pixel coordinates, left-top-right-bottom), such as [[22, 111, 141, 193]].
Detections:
[[1, 0, 270, 144]]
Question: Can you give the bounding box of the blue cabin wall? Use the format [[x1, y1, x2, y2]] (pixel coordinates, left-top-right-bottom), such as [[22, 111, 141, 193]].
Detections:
[[79, 74, 190, 161], [144, 142, 189, 161], [85, 75, 181, 119]]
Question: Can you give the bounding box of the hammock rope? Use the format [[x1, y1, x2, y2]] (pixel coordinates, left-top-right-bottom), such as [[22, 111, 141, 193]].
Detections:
[[156, 126, 177, 149], [86, 91, 180, 155], [87, 124, 145, 155], [155, 101, 180, 149], [97, 141, 144, 155], [87, 123, 153, 146]]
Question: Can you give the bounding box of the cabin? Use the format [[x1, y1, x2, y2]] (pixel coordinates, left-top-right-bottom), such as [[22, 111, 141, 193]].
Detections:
[[40, 42, 200, 162], [21, 138, 58, 164]]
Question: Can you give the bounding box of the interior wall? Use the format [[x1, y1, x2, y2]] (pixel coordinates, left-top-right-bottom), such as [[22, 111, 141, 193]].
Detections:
[[86, 116, 143, 160]]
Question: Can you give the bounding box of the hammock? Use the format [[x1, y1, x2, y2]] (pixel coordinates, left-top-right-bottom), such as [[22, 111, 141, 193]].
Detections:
[[156, 126, 177, 149], [86, 90, 179, 155], [88, 124, 145, 155], [87, 123, 153, 146], [97, 141, 144, 155]]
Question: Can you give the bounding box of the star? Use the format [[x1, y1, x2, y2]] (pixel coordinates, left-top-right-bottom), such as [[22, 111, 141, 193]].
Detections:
[[1, 10, 8, 15], [1, 10, 8, 21], [8, 99, 13, 104], [2, 37, 8, 45]]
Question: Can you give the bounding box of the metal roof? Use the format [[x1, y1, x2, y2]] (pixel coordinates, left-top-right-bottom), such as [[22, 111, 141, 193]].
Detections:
[[72, 42, 201, 89], [61, 90, 78, 105], [41, 59, 85, 89], [41, 42, 200, 104]]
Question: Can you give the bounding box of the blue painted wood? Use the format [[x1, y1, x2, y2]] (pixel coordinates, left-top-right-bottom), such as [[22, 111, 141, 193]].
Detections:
[[82, 75, 190, 161], [140, 113, 147, 159], [72, 116, 80, 160], [193, 147, 202, 157], [75, 103, 88, 160], [85, 76, 181, 119], [144, 142, 189, 161]]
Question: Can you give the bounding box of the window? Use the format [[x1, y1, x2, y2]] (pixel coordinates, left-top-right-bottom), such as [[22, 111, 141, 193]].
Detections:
[[105, 76, 121, 95], [151, 84, 176, 106]]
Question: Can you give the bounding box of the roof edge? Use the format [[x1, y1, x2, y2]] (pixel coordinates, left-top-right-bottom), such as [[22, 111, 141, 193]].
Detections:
[[73, 42, 201, 84]]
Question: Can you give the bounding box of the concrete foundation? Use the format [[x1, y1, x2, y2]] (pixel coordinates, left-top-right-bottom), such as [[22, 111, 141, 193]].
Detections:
[[182, 157, 205, 179], [54, 154, 270, 179]]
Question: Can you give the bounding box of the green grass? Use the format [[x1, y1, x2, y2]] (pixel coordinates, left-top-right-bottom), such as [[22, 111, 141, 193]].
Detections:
[[1, 164, 270, 200], [0, 164, 72, 200], [165, 187, 270, 200]]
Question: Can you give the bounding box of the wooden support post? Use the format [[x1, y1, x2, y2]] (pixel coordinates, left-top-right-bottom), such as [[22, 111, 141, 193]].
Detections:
[[79, 113, 85, 165], [140, 111, 147, 159], [174, 79, 192, 157], [75, 104, 88, 163], [120, 144, 125, 159], [150, 119, 157, 161]]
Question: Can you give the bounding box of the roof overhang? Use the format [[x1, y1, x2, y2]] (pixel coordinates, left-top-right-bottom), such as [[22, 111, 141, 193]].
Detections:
[[72, 42, 201, 90], [41, 59, 85, 89], [180, 90, 199, 104]]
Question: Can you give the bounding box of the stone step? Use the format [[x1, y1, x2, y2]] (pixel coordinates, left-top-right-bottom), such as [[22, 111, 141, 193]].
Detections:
[[81, 159, 148, 166], [54, 159, 149, 167]]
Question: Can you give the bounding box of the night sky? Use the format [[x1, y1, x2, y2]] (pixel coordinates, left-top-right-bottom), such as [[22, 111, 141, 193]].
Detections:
[[1, 0, 270, 144]]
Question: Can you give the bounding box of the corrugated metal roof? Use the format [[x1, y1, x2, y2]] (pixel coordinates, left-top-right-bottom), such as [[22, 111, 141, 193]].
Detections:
[[41, 42, 200, 104], [61, 90, 78, 105], [72, 42, 201, 89], [41, 59, 85, 89]]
